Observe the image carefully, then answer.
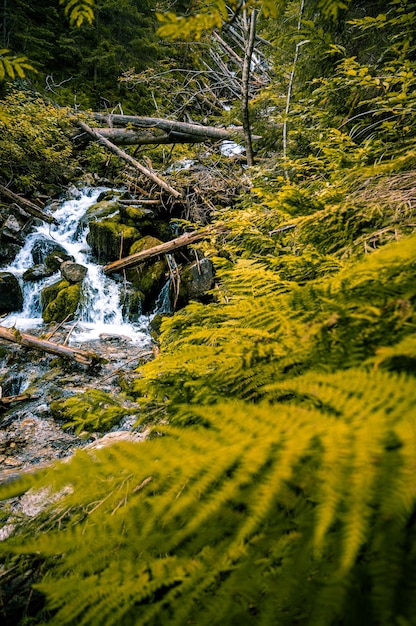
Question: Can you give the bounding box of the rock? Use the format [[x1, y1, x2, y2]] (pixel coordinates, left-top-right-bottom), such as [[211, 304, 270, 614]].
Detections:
[[45, 250, 74, 271], [3, 214, 22, 234], [41, 279, 81, 323], [0, 242, 22, 263], [86, 218, 141, 263], [22, 264, 55, 282], [126, 236, 168, 314], [60, 261, 88, 283], [177, 257, 214, 307], [31, 237, 69, 266], [0, 271, 23, 313]]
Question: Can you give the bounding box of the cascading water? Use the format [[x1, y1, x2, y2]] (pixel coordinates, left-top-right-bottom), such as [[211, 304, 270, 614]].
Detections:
[[2, 188, 153, 345]]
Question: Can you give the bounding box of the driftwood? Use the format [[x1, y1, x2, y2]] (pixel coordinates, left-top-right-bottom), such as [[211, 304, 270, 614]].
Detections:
[[74, 120, 182, 199], [103, 227, 225, 275], [0, 325, 100, 367], [0, 184, 58, 225]]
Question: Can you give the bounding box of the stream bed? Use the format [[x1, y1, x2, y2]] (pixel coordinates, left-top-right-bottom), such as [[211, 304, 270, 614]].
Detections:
[[0, 187, 159, 484]]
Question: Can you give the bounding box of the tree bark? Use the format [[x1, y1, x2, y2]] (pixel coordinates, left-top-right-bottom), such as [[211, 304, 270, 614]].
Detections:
[[0, 325, 101, 367], [0, 184, 58, 225], [103, 227, 225, 275], [241, 9, 257, 167], [74, 120, 182, 199]]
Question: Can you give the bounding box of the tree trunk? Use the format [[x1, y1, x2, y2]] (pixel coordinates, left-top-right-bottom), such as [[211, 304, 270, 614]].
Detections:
[[103, 227, 225, 275], [241, 9, 257, 167], [74, 120, 182, 199], [0, 184, 58, 225], [0, 325, 101, 367]]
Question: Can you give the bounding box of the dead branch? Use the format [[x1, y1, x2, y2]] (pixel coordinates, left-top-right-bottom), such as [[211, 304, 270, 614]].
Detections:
[[0, 325, 101, 367], [103, 227, 226, 275], [74, 120, 182, 199], [0, 184, 58, 225]]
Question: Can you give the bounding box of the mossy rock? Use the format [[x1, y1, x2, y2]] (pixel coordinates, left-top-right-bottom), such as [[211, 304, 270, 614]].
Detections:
[[0, 271, 23, 313], [129, 235, 163, 256], [85, 200, 120, 221], [120, 285, 145, 322], [41, 279, 81, 323], [87, 218, 141, 263]]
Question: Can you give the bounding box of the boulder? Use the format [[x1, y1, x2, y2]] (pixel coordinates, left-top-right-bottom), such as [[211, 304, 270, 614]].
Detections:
[[60, 261, 88, 283], [86, 218, 141, 263], [0, 272, 23, 313], [41, 279, 81, 323], [31, 238, 69, 266], [126, 236, 168, 314], [177, 257, 214, 307], [22, 264, 55, 282]]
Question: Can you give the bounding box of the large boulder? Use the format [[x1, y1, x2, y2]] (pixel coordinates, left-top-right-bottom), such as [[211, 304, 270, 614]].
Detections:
[[31, 237, 69, 266], [86, 218, 141, 263], [126, 236, 168, 314], [0, 272, 23, 313], [41, 279, 81, 323]]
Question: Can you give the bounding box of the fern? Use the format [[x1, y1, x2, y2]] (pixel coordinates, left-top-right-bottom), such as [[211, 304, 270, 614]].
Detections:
[[1, 370, 415, 625], [0, 50, 37, 81], [59, 0, 94, 27]]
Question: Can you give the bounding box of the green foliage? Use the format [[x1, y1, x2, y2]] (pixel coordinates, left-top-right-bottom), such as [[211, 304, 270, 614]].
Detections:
[[50, 389, 131, 433], [0, 91, 75, 193], [59, 0, 94, 26], [1, 370, 415, 625], [0, 49, 36, 81]]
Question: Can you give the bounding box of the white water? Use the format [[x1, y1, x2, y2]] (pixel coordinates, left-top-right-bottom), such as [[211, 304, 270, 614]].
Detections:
[[2, 188, 151, 345]]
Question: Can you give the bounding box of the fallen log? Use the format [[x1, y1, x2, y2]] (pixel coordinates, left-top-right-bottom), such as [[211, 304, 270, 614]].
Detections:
[[0, 184, 58, 226], [91, 113, 254, 142], [91, 128, 211, 146], [0, 325, 101, 367], [74, 120, 182, 199], [103, 227, 225, 275]]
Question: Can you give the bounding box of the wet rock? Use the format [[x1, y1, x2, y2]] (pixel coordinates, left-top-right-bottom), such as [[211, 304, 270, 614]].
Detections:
[[126, 236, 168, 314], [60, 260, 88, 283], [41, 279, 81, 323], [22, 264, 55, 282], [0, 271, 23, 313], [31, 237, 69, 266], [45, 250, 74, 271], [177, 257, 214, 307], [0, 241, 21, 263]]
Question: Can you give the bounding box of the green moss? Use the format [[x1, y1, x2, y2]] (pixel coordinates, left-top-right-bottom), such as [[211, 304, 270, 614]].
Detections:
[[87, 218, 141, 262], [129, 235, 162, 255], [85, 200, 120, 221], [41, 279, 81, 323]]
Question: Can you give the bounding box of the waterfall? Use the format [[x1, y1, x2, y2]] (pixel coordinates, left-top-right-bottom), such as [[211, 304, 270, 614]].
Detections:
[[2, 188, 151, 345]]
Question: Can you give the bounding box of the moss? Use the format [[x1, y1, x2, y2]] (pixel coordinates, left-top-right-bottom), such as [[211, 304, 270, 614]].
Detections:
[[87, 218, 141, 263], [129, 235, 162, 255], [41, 279, 81, 323], [85, 200, 120, 221]]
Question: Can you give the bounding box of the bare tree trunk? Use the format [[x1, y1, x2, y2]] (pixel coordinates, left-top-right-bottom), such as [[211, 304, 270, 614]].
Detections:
[[103, 227, 225, 275], [241, 9, 257, 167], [0, 325, 101, 367], [283, 0, 307, 178], [0, 184, 58, 225], [74, 120, 182, 199]]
